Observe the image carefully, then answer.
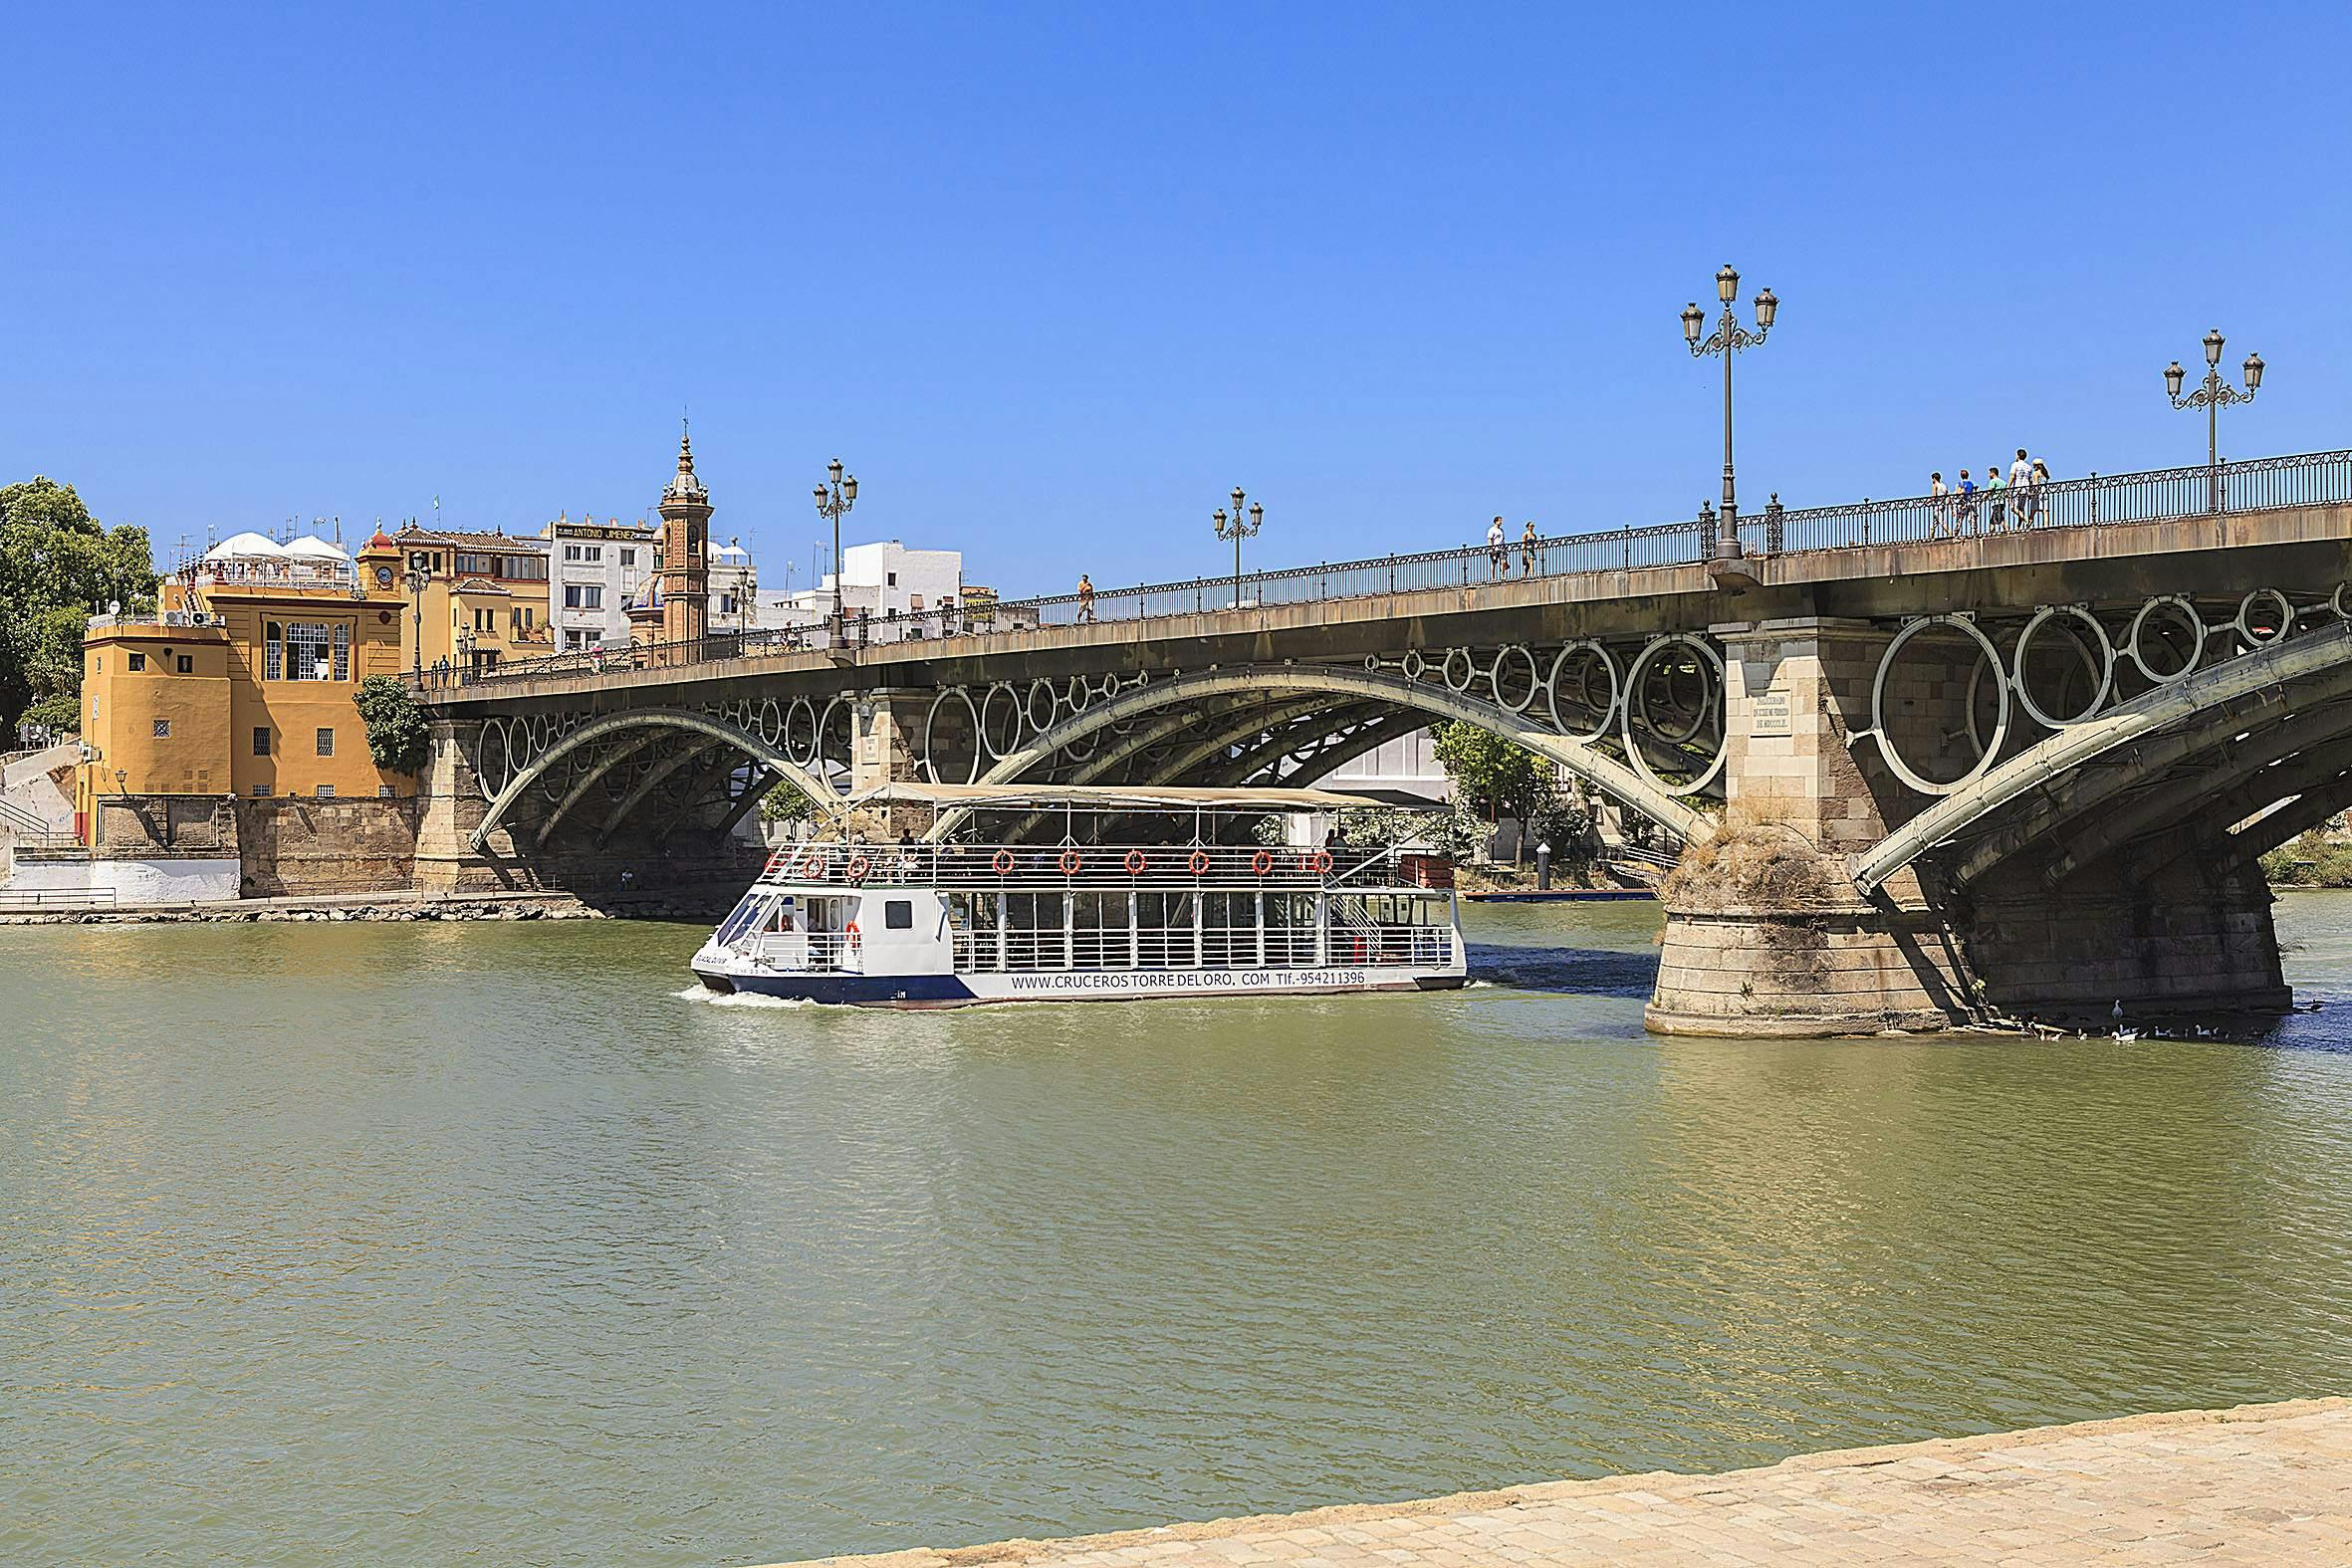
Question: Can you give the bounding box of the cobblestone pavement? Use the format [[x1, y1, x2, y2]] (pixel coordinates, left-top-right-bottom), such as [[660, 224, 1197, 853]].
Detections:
[[767, 1398, 2352, 1567]]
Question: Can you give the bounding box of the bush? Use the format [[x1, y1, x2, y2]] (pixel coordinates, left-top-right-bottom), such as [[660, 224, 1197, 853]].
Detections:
[[353, 675, 431, 775], [2262, 828, 2352, 889]]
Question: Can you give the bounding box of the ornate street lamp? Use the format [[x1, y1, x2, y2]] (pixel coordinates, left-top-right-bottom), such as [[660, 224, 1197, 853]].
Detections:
[[403, 560, 429, 679], [1213, 486, 1264, 609], [814, 458, 858, 627], [1680, 263, 1778, 586], [2166, 328, 2263, 513]]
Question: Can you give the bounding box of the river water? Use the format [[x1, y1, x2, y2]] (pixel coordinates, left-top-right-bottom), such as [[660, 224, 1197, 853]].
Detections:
[[7, 897, 2352, 1564]]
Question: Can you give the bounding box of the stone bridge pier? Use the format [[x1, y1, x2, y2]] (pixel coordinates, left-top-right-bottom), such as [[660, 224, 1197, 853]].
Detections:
[[1648, 613, 2296, 1035]]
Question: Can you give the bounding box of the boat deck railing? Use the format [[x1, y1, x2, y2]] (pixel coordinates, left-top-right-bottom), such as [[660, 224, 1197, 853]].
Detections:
[[948, 923, 1456, 973], [756, 841, 1443, 891]]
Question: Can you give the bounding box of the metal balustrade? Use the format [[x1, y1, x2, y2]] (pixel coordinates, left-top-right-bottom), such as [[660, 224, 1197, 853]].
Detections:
[[426, 449, 2352, 690]]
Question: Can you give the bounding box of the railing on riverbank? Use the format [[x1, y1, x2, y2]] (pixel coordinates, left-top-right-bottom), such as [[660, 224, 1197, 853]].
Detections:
[[425, 448, 2352, 691]]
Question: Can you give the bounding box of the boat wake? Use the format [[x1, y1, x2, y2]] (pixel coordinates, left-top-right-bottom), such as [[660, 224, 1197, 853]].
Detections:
[[671, 984, 817, 1009]]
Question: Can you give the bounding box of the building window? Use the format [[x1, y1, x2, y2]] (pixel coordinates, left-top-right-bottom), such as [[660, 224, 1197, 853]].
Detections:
[[253, 784, 271, 797], [152, 719, 170, 738], [564, 545, 582, 561], [563, 583, 603, 610], [316, 727, 335, 757], [176, 654, 193, 673], [456, 552, 495, 575], [887, 571, 898, 587], [510, 606, 533, 633], [282, 622, 340, 680], [264, 622, 282, 680], [502, 555, 548, 580], [378, 784, 395, 798], [128, 652, 146, 671], [316, 784, 336, 798], [619, 549, 636, 567], [253, 727, 271, 756]]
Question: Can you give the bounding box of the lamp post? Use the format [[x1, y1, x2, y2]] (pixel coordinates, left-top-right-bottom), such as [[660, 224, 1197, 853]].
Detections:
[[2166, 329, 2263, 514], [813, 459, 857, 631], [403, 561, 428, 679], [1680, 264, 1778, 586], [1212, 486, 1264, 609]]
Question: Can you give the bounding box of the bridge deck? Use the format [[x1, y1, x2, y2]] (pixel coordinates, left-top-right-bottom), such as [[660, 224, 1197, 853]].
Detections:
[[424, 491, 2352, 711]]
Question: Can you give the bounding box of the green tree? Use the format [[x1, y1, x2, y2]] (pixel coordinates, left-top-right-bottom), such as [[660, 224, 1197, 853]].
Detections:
[[1431, 722, 1557, 819], [353, 675, 431, 774], [757, 773, 821, 823], [0, 476, 157, 740]]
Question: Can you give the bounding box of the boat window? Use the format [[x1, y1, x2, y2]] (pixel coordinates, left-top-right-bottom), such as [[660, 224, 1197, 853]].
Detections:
[[715, 894, 767, 946], [883, 899, 913, 930]]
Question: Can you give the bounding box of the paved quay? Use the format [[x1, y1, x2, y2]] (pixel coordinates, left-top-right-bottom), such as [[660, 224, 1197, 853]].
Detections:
[[766, 1399, 2352, 1567]]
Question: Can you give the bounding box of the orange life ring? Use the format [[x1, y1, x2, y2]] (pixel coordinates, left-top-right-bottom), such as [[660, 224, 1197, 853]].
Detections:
[[1058, 848, 1083, 876], [1311, 849, 1333, 874], [1124, 849, 1148, 876], [992, 849, 1015, 875], [845, 853, 871, 883], [845, 920, 861, 945], [1187, 848, 1211, 877], [1252, 850, 1273, 877]]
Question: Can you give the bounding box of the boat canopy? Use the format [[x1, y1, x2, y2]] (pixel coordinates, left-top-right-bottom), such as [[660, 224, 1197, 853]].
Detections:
[[846, 782, 1406, 814]]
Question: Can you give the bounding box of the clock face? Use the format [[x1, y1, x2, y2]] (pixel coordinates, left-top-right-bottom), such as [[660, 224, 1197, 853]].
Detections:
[[374, 565, 394, 587]]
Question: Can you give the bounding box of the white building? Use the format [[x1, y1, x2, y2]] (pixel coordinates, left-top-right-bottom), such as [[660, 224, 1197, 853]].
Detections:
[[708, 539, 759, 638], [757, 539, 963, 637], [542, 516, 656, 651]]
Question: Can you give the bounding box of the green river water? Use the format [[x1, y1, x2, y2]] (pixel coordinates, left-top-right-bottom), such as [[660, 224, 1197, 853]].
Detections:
[[7, 897, 2352, 1564]]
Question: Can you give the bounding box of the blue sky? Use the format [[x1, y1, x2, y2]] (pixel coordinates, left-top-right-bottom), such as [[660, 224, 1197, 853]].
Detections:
[[6, 2, 2345, 593]]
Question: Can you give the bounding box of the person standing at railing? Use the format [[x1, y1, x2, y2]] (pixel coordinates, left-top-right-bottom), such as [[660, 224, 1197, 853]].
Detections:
[[1984, 461, 2008, 532], [1520, 521, 1538, 578], [2026, 459, 2048, 526], [1487, 517, 1507, 578], [1076, 572, 1096, 622], [1929, 473, 1949, 538], [1956, 470, 1980, 535]]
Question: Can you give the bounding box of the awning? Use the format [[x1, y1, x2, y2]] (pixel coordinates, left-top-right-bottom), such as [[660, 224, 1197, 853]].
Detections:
[[846, 782, 1415, 813]]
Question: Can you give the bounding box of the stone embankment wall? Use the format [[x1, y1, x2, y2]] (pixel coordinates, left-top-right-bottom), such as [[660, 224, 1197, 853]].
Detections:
[[235, 796, 418, 897]]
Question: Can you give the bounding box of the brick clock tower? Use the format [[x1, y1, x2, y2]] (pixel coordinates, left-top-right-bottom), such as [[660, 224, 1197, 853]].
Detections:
[[655, 427, 711, 647]]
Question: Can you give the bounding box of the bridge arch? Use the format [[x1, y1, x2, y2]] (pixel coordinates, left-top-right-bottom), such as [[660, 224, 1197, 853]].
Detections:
[[1850, 617, 2352, 894], [922, 664, 1716, 842], [468, 707, 843, 852]]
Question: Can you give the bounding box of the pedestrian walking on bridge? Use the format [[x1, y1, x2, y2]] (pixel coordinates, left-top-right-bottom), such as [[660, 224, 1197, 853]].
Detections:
[[1076, 573, 1096, 623], [1487, 517, 1507, 578], [1521, 521, 1538, 578]]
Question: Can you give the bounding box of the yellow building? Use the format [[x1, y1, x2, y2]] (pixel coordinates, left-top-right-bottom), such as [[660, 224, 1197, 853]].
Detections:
[[76, 532, 412, 839], [362, 525, 553, 676]]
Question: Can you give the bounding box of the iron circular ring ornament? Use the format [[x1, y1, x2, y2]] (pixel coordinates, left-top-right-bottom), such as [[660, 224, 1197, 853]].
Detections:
[[784, 696, 820, 766], [1441, 647, 1476, 694], [2235, 587, 2294, 648], [2009, 605, 2115, 730], [1401, 648, 1426, 681], [2125, 594, 2207, 685], [1544, 641, 1620, 744], [1620, 634, 1729, 797], [816, 697, 848, 774], [2335, 582, 2352, 620], [1869, 614, 2011, 797], [978, 683, 1024, 760], [1025, 679, 1058, 733], [924, 686, 983, 785], [474, 719, 511, 799], [1488, 645, 1541, 714], [1631, 641, 1716, 747], [757, 698, 784, 748], [1062, 675, 1091, 713], [1060, 722, 1100, 764]]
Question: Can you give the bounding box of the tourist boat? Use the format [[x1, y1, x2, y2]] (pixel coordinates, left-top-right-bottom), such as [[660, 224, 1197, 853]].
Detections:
[[692, 784, 1466, 1007]]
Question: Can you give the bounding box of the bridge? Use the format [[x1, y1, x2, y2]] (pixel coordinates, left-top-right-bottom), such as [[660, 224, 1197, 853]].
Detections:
[[410, 449, 2352, 1035]]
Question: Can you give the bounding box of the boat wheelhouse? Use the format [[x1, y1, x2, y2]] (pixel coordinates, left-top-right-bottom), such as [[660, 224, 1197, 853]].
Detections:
[[691, 784, 1466, 1008]]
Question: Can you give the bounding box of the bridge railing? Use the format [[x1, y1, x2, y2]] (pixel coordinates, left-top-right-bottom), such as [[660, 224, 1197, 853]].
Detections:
[[426, 449, 2352, 691]]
